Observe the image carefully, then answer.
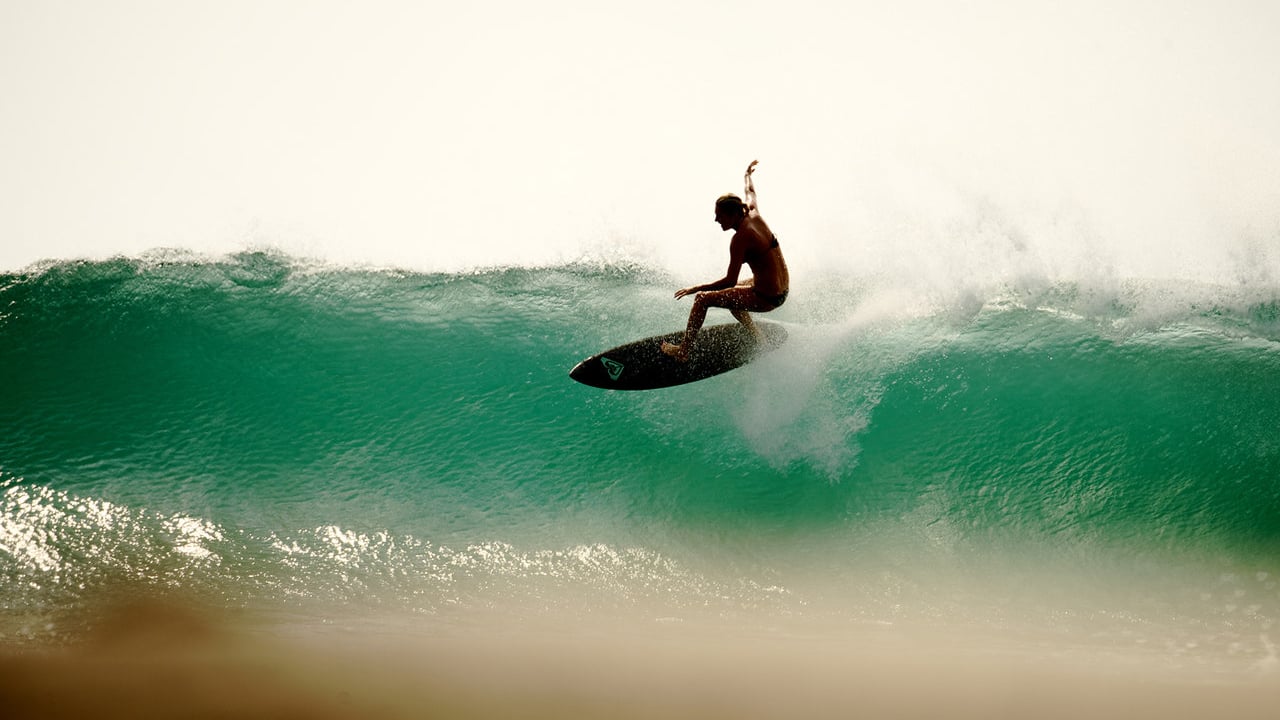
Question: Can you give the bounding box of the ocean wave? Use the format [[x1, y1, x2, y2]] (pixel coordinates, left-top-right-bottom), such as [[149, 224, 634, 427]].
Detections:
[[2, 255, 1277, 539]]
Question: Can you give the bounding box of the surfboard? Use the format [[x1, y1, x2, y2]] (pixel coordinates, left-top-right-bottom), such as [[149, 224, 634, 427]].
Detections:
[[569, 321, 787, 390]]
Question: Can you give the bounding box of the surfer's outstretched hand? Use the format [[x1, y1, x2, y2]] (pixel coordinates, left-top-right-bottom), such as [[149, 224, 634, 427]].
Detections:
[[674, 286, 696, 300]]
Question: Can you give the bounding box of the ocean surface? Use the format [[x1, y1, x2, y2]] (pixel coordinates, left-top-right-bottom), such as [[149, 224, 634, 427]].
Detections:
[[0, 248, 1274, 645], [3, 250, 1277, 679]]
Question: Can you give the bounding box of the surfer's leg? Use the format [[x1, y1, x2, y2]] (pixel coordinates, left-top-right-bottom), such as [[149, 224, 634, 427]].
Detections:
[[723, 285, 773, 342], [730, 308, 765, 342], [661, 286, 763, 361], [661, 293, 712, 361]]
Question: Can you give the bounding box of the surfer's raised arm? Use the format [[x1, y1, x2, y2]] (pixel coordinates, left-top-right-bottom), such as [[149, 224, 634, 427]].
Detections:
[[743, 160, 760, 214]]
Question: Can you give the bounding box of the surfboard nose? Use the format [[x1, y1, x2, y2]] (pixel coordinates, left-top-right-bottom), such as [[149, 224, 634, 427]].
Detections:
[[568, 359, 605, 387]]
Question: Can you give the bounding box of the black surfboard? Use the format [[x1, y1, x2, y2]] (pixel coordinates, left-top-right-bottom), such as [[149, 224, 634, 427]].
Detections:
[[569, 321, 788, 390]]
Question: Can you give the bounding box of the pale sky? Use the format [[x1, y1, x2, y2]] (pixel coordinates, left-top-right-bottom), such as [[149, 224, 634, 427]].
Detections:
[[3, 0, 1278, 283]]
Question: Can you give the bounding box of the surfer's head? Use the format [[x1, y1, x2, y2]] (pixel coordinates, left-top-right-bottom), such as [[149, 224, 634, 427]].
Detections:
[[714, 194, 747, 230]]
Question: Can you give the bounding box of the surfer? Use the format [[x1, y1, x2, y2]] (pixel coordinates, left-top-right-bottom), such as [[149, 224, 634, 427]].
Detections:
[[661, 160, 790, 362]]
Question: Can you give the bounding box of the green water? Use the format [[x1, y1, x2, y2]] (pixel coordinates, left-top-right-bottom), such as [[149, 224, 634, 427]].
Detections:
[[2, 253, 1278, 666]]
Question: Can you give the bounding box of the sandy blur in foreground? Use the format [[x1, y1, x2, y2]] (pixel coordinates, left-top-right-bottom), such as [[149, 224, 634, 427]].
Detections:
[[1, 600, 1276, 720]]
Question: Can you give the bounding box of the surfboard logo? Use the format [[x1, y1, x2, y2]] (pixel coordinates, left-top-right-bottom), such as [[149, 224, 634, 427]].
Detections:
[[601, 357, 625, 381]]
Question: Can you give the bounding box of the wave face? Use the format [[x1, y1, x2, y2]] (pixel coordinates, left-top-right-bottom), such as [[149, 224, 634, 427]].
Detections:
[[3, 253, 1279, 665]]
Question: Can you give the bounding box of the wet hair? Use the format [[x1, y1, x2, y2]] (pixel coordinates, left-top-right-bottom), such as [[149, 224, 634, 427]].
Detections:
[[715, 194, 747, 216]]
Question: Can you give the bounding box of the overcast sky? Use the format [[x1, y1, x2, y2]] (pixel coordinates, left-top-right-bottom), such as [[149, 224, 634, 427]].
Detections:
[[3, 0, 1277, 280]]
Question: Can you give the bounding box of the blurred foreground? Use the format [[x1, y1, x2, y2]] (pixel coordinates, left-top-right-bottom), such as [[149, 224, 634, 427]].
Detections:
[[2, 600, 1276, 720]]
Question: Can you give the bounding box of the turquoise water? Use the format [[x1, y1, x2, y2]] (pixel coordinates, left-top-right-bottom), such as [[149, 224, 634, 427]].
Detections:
[[2, 252, 1279, 668]]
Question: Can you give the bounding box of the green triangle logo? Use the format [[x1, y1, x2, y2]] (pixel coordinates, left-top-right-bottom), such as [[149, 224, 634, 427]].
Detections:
[[601, 357, 625, 381]]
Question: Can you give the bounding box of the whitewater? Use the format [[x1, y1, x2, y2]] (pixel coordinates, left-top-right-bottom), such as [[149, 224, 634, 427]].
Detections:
[[4, 2, 1280, 718]]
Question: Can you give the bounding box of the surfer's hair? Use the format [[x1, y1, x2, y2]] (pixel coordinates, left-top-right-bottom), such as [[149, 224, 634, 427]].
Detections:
[[715, 194, 747, 216]]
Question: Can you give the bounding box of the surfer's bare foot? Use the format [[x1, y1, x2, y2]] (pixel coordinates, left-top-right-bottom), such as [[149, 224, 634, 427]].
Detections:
[[660, 341, 690, 362]]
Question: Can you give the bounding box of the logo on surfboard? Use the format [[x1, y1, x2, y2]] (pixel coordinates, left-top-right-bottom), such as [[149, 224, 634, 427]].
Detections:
[[601, 357, 625, 381]]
